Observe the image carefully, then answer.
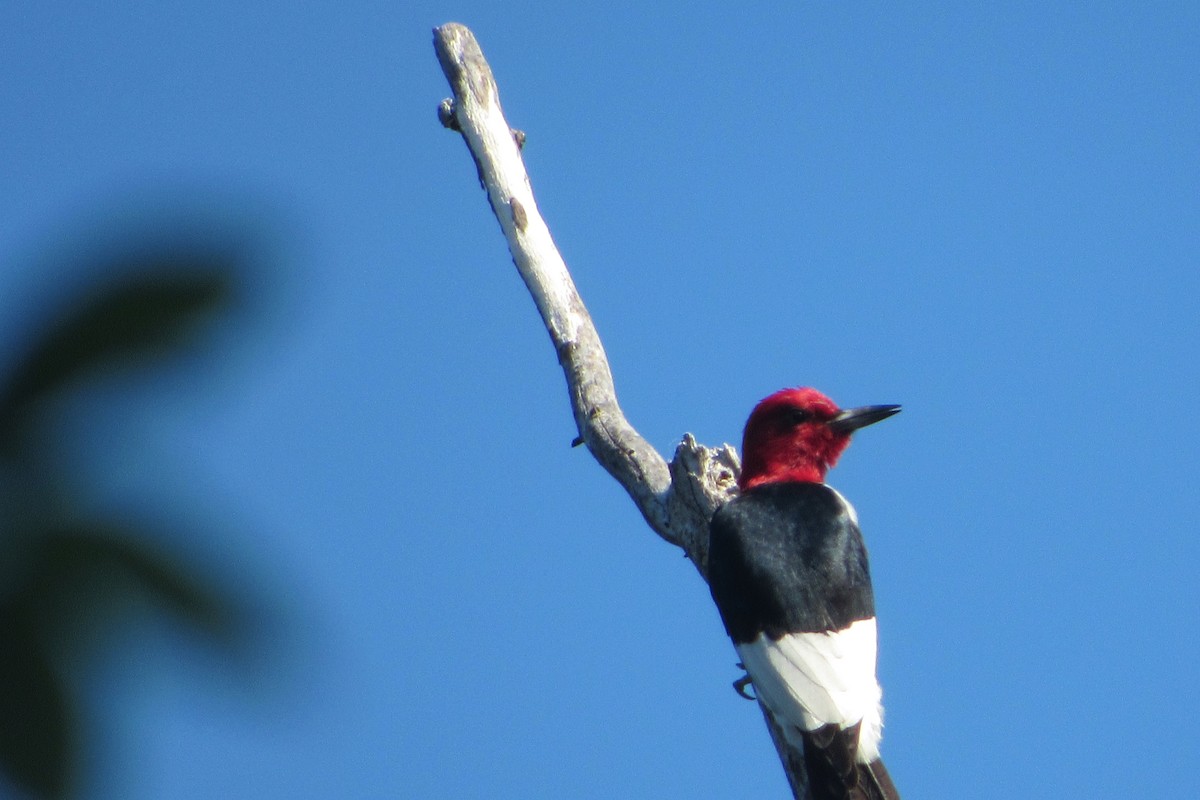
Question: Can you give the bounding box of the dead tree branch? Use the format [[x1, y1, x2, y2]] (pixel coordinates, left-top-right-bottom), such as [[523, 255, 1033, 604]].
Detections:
[[432, 22, 807, 798]]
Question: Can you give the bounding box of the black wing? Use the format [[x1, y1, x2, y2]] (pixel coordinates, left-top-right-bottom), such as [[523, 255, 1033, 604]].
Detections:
[[708, 482, 875, 643]]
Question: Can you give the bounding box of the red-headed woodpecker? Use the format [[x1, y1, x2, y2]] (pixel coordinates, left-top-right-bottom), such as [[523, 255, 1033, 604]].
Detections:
[[708, 387, 901, 800]]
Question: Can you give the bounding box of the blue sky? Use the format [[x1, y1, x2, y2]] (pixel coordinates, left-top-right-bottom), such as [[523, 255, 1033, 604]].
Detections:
[[2, 3, 1198, 798]]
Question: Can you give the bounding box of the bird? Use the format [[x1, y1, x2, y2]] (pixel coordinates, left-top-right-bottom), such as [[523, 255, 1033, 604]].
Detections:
[[707, 387, 901, 800]]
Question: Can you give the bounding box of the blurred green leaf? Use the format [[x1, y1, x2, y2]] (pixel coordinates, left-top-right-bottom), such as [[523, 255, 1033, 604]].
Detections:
[[0, 524, 240, 799], [0, 601, 74, 800], [0, 268, 231, 444], [0, 223, 267, 798], [30, 526, 238, 642]]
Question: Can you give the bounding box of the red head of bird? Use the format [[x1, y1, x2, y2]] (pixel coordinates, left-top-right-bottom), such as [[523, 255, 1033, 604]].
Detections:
[[738, 387, 900, 490]]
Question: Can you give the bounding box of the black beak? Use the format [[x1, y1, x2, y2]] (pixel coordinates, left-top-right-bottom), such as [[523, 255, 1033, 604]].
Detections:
[[829, 404, 901, 434]]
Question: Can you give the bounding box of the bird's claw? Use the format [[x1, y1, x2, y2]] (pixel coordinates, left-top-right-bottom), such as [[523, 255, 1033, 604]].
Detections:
[[732, 663, 755, 701]]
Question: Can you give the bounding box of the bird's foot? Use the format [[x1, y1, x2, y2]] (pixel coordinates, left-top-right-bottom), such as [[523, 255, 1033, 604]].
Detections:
[[732, 663, 755, 701]]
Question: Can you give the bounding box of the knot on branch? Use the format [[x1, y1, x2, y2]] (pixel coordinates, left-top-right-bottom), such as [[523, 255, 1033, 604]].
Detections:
[[437, 98, 460, 131]]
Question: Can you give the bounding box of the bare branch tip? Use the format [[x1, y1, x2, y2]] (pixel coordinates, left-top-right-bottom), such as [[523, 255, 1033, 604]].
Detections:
[[433, 22, 471, 48], [433, 22, 497, 111]]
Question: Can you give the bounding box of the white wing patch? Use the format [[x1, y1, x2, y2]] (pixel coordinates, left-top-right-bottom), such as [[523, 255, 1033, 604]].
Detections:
[[736, 618, 884, 763]]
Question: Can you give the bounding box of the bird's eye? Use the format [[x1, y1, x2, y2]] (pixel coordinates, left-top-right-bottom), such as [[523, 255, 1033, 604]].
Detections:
[[786, 408, 810, 426]]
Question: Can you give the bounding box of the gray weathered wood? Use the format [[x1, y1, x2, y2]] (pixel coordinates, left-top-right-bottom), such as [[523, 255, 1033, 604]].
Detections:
[[433, 22, 808, 798]]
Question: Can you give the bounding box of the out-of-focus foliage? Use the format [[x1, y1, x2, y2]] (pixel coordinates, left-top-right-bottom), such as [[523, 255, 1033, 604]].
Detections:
[[0, 269, 229, 449], [0, 239, 249, 799]]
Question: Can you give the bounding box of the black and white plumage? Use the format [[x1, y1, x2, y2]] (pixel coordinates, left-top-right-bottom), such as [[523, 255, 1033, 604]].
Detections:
[[707, 388, 900, 800]]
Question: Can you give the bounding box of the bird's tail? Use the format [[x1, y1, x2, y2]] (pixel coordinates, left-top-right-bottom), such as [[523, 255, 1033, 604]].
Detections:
[[859, 758, 900, 800], [801, 724, 900, 800]]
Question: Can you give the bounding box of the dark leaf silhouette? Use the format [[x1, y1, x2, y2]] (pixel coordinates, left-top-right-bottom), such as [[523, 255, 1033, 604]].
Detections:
[[0, 225, 265, 798], [0, 266, 231, 448], [29, 526, 239, 642], [0, 600, 75, 800]]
